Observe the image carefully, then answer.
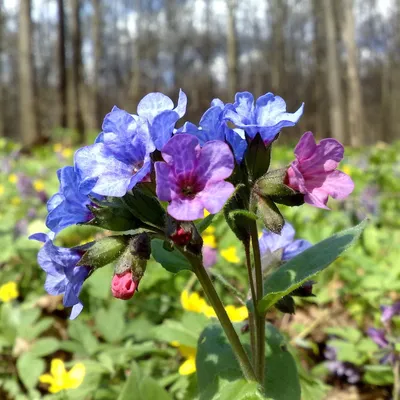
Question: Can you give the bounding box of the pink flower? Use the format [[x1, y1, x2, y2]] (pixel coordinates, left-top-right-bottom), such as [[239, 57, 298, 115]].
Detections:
[[111, 271, 137, 300], [286, 132, 354, 209]]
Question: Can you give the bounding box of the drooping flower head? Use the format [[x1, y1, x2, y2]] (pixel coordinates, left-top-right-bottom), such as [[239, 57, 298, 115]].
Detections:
[[259, 221, 311, 262], [111, 271, 137, 300], [224, 92, 304, 143], [155, 134, 235, 221], [75, 108, 155, 197], [30, 233, 90, 319], [46, 166, 97, 234], [286, 131, 354, 209]]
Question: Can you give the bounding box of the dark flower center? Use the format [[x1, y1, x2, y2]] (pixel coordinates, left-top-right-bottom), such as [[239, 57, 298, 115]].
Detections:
[[132, 161, 144, 174], [179, 177, 203, 199]]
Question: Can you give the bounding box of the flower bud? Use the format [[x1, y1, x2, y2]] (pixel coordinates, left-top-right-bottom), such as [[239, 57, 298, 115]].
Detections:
[[111, 271, 137, 300]]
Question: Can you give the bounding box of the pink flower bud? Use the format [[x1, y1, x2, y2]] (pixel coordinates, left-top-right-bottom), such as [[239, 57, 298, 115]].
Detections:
[[171, 226, 192, 246], [111, 271, 136, 300]]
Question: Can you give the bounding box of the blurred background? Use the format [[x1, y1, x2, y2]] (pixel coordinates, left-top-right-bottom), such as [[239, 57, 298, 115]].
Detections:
[[0, 0, 399, 147], [1, 1, 400, 400]]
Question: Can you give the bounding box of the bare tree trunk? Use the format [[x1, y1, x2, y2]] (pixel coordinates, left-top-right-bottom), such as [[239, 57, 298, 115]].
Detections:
[[71, 0, 85, 142], [57, 0, 67, 129], [226, 0, 238, 100], [270, 0, 287, 95], [19, 0, 39, 147], [341, 0, 364, 146], [93, 0, 102, 127], [322, 0, 346, 143]]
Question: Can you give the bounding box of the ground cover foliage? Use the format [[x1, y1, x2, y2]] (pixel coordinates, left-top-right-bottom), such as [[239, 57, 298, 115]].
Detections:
[[0, 137, 399, 400]]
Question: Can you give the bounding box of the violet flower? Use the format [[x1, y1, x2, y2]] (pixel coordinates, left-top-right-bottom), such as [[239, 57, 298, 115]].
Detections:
[[46, 166, 97, 234], [29, 233, 91, 319], [286, 131, 354, 209], [224, 92, 304, 143], [75, 108, 155, 197], [381, 302, 400, 324], [155, 134, 235, 221], [324, 345, 361, 384]]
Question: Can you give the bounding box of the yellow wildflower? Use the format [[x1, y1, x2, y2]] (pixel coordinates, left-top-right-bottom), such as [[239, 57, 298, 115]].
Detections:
[[8, 174, 18, 184], [225, 305, 249, 322], [342, 165, 351, 176], [33, 180, 45, 192], [0, 185, 4, 196], [203, 305, 217, 318], [220, 246, 240, 263], [53, 143, 63, 152], [203, 233, 217, 248], [61, 148, 73, 158], [180, 290, 208, 314], [0, 282, 19, 302], [11, 197, 21, 206], [171, 342, 197, 375], [39, 359, 85, 393]]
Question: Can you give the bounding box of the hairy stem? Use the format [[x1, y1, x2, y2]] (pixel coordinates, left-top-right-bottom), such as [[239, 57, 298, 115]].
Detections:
[[249, 221, 266, 386], [188, 253, 257, 382]]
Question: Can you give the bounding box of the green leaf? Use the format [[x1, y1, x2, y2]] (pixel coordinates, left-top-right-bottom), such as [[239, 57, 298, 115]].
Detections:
[[258, 221, 367, 313], [202, 379, 266, 400], [325, 327, 361, 343], [363, 365, 394, 386], [151, 239, 192, 273], [29, 338, 60, 357], [196, 213, 215, 233], [23, 318, 53, 341], [17, 353, 45, 390], [244, 133, 271, 183], [118, 361, 172, 400], [196, 323, 300, 400], [68, 320, 99, 355], [77, 236, 128, 269], [95, 302, 125, 343]]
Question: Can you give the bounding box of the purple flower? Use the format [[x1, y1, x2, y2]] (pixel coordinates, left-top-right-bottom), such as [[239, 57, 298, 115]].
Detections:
[[324, 345, 361, 384], [286, 131, 354, 209], [46, 166, 96, 234], [259, 221, 311, 262], [155, 134, 235, 221], [381, 302, 400, 323], [137, 90, 187, 150], [203, 246, 217, 268], [75, 108, 155, 197], [29, 233, 90, 319], [224, 92, 304, 143], [367, 328, 389, 348], [178, 98, 247, 163]]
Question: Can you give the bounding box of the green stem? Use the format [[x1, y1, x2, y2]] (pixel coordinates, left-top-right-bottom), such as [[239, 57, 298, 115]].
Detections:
[[244, 241, 258, 366], [394, 359, 400, 400], [249, 221, 266, 386], [189, 254, 257, 382]]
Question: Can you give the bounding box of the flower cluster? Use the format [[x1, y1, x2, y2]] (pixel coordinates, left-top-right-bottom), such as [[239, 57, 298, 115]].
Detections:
[[30, 89, 354, 319]]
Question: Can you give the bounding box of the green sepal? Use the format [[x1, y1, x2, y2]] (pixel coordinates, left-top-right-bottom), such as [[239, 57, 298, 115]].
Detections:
[[77, 236, 129, 269], [87, 197, 142, 231], [253, 193, 284, 234], [114, 247, 147, 280], [244, 133, 272, 183], [123, 188, 166, 228], [223, 184, 251, 242]]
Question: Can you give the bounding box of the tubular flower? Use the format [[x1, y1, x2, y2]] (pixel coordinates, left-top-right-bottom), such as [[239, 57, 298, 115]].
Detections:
[[155, 134, 234, 221], [39, 359, 85, 393], [30, 233, 90, 319], [0, 282, 19, 302], [224, 91, 304, 143], [286, 131, 354, 209], [46, 166, 97, 234], [75, 108, 155, 197]]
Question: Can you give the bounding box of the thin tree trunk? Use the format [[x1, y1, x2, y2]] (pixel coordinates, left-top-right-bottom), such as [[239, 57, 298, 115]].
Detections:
[[342, 0, 364, 146], [322, 0, 346, 143], [18, 0, 38, 147], [57, 0, 67, 128], [93, 0, 102, 127], [226, 0, 238, 100], [71, 0, 85, 142]]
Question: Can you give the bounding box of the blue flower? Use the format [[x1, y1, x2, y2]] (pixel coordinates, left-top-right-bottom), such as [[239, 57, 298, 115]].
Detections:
[[137, 89, 187, 150], [29, 233, 90, 319], [224, 92, 304, 143], [259, 221, 311, 261], [75, 108, 155, 197], [46, 166, 96, 234], [178, 98, 247, 163]]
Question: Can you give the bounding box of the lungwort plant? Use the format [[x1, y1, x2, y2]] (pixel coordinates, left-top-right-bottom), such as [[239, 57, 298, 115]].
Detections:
[[30, 89, 365, 399]]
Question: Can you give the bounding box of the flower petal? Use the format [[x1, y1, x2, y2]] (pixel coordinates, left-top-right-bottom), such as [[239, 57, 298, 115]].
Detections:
[[198, 180, 235, 214]]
